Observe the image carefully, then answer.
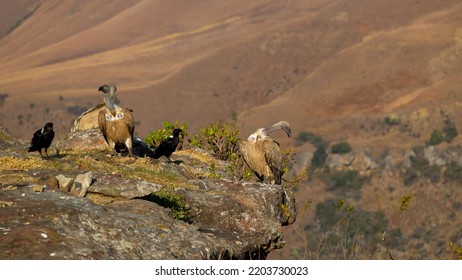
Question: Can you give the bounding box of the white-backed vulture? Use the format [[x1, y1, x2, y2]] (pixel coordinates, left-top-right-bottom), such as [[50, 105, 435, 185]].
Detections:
[[97, 84, 135, 157], [238, 121, 291, 184]]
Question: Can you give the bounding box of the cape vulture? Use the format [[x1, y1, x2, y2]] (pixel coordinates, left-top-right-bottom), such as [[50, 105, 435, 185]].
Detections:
[[97, 84, 135, 157], [238, 121, 291, 184]]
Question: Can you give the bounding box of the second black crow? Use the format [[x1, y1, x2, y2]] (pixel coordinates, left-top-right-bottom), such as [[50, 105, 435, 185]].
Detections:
[[153, 128, 182, 161]]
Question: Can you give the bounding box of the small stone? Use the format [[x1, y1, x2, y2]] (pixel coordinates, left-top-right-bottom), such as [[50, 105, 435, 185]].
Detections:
[[326, 153, 355, 169], [31, 184, 45, 193], [71, 171, 93, 197], [40, 233, 48, 239], [38, 174, 59, 189], [0, 200, 14, 207], [55, 174, 74, 192]]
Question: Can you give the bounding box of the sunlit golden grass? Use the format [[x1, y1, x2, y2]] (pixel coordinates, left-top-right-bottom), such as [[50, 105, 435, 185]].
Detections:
[[0, 172, 35, 185], [0, 156, 55, 170], [0, 148, 202, 190], [176, 149, 218, 165]]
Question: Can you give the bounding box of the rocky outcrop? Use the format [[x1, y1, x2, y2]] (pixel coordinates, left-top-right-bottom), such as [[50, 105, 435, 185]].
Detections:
[[326, 152, 355, 169], [0, 123, 296, 259], [0, 178, 294, 259]]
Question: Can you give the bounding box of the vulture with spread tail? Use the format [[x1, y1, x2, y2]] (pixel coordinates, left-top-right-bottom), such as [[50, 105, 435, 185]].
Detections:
[[238, 121, 291, 184], [97, 84, 135, 156]]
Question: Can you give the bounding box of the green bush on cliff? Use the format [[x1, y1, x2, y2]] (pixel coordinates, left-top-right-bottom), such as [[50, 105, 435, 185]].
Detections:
[[189, 122, 239, 161], [144, 121, 188, 150]]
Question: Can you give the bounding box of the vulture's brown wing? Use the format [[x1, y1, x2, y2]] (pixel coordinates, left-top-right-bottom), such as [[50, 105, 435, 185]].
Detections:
[[124, 108, 135, 138], [98, 110, 109, 144], [262, 139, 283, 184], [238, 140, 265, 182]]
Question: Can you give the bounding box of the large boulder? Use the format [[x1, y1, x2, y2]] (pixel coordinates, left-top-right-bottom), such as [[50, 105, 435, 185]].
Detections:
[[0, 122, 297, 259], [0, 175, 295, 259]]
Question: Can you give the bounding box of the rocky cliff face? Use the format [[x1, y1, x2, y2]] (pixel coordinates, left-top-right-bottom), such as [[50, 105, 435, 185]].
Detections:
[[0, 126, 296, 260]]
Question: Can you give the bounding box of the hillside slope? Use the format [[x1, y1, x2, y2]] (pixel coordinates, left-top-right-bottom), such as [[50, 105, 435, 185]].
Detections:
[[0, 0, 459, 142]]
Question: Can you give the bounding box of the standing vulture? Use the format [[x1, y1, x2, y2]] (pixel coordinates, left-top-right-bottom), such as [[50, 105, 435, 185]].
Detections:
[[97, 84, 135, 157], [238, 121, 291, 184]]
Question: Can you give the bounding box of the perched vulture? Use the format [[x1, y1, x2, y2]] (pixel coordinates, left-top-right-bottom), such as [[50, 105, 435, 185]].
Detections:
[[97, 84, 135, 157], [238, 121, 291, 184], [153, 128, 182, 161], [28, 122, 55, 158]]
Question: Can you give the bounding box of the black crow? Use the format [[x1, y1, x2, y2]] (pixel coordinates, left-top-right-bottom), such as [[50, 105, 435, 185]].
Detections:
[[28, 122, 55, 158], [132, 137, 156, 158], [153, 128, 182, 161]]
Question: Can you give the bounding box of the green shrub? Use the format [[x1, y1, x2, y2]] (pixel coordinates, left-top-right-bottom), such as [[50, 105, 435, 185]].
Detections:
[[450, 242, 462, 260], [295, 131, 327, 148], [298, 132, 328, 171], [331, 142, 352, 154], [144, 121, 188, 149], [384, 115, 401, 126], [312, 198, 389, 259], [399, 194, 412, 212], [295, 131, 313, 146], [208, 162, 221, 179], [311, 145, 327, 170], [141, 189, 190, 222], [402, 168, 418, 187], [401, 147, 441, 186], [427, 130, 444, 146], [426, 119, 458, 145], [282, 147, 306, 188], [444, 119, 458, 143], [189, 122, 240, 161], [444, 161, 462, 182], [329, 169, 365, 191]]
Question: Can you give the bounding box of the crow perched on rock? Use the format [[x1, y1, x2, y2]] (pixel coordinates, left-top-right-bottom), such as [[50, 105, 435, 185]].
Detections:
[[153, 128, 182, 161], [28, 122, 55, 158], [97, 84, 135, 157]]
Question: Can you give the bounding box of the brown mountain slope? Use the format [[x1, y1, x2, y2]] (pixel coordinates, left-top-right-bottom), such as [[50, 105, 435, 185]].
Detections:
[[1, 0, 461, 142], [0, 0, 333, 138], [237, 0, 462, 142]]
